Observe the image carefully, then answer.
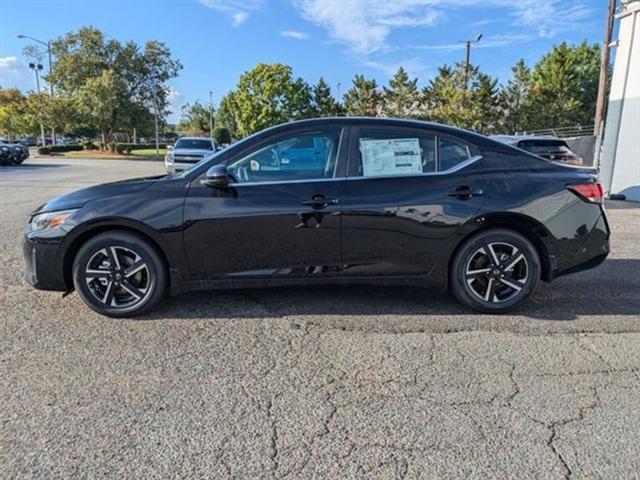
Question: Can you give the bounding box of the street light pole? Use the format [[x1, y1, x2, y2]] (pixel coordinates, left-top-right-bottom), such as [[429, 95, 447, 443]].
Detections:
[[209, 91, 214, 139], [28, 62, 46, 147], [594, 0, 617, 139], [153, 89, 160, 160]]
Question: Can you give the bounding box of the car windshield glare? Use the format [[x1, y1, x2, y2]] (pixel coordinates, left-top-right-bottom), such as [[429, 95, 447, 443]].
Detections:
[[175, 139, 213, 150]]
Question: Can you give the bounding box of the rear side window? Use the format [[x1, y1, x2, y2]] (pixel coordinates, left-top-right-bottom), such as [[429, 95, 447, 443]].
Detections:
[[356, 131, 437, 177], [352, 129, 475, 177]]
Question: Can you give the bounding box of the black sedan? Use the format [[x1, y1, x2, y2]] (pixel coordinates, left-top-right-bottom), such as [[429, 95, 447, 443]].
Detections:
[[24, 118, 610, 317]]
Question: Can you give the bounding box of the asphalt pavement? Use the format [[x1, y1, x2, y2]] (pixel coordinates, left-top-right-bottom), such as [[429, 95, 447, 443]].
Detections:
[[1, 158, 639, 479]]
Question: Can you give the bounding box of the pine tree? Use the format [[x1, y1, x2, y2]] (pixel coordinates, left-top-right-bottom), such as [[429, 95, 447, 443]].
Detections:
[[343, 75, 380, 116], [311, 77, 340, 116], [380, 67, 420, 118], [499, 59, 531, 134]]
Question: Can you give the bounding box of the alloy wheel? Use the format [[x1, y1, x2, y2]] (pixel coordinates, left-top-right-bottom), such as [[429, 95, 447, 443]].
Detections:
[[84, 246, 151, 308], [464, 241, 529, 303]]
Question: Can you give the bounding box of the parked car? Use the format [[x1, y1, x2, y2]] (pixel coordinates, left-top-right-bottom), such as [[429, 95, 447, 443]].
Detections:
[[0, 140, 29, 165], [23, 118, 610, 317], [165, 137, 217, 173], [491, 135, 584, 165], [20, 137, 38, 147]]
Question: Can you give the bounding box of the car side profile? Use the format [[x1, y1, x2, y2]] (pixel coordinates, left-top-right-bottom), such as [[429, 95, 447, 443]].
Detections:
[[24, 118, 610, 317]]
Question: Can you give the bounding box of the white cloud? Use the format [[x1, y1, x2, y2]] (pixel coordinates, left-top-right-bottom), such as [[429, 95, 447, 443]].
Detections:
[[0, 56, 34, 91], [198, 0, 263, 26], [292, 0, 592, 54], [411, 34, 534, 52], [293, 0, 441, 55], [281, 30, 310, 40], [166, 87, 185, 123]]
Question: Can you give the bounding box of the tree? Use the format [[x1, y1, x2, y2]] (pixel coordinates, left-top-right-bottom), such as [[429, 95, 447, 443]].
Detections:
[[47, 26, 182, 141], [526, 41, 600, 130], [499, 59, 531, 134], [0, 88, 29, 140], [343, 75, 380, 116], [311, 77, 339, 116], [212, 126, 232, 145], [216, 92, 239, 138], [380, 67, 420, 118], [177, 101, 212, 135], [423, 63, 500, 133], [221, 63, 313, 137], [24, 92, 76, 137]]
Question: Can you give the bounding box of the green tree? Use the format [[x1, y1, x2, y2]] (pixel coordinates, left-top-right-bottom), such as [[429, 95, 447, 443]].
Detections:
[[526, 41, 600, 130], [499, 59, 531, 134], [216, 92, 239, 138], [380, 67, 420, 118], [47, 26, 182, 140], [343, 75, 380, 116], [222, 63, 313, 137], [424, 63, 500, 133], [212, 126, 232, 145], [311, 77, 339, 116], [0, 88, 29, 140], [177, 101, 213, 135]]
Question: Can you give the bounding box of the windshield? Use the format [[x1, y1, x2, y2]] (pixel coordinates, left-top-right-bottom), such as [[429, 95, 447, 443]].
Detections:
[[175, 139, 213, 150], [518, 140, 570, 154], [173, 148, 225, 178]]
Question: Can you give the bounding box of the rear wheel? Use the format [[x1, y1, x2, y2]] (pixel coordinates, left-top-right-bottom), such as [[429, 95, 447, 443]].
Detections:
[[72, 231, 167, 317], [450, 229, 540, 312]]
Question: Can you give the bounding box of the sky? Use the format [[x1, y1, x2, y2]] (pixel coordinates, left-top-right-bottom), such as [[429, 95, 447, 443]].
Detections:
[[0, 0, 607, 122]]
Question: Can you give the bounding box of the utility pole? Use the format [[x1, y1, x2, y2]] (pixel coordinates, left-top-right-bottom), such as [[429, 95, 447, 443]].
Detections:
[[209, 91, 214, 139], [459, 34, 483, 89], [594, 0, 617, 138]]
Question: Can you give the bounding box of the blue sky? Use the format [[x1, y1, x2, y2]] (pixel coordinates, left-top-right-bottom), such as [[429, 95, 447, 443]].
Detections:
[[1, 0, 606, 122]]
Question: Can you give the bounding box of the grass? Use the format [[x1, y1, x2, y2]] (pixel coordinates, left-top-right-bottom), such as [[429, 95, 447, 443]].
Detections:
[[46, 148, 166, 160]]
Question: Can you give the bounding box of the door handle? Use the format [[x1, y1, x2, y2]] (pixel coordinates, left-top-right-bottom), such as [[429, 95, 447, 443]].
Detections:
[[447, 185, 483, 199], [302, 195, 339, 209]]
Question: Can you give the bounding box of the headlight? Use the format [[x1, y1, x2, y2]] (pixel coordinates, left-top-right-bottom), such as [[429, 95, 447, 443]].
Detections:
[[29, 209, 77, 232], [165, 151, 174, 162]]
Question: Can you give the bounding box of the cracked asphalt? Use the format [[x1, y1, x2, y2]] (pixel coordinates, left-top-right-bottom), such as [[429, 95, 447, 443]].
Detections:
[[2, 158, 640, 479]]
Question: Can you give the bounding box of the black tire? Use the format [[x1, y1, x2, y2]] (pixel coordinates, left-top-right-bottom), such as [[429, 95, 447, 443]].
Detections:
[[450, 228, 541, 313], [72, 230, 167, 317]]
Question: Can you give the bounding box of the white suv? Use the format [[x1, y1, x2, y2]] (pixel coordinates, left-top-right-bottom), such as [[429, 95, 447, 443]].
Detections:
[[165, 137, 217, 173]]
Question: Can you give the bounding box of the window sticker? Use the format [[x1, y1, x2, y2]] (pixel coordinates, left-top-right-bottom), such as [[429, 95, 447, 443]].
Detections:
[[360, 138, 422, 177]]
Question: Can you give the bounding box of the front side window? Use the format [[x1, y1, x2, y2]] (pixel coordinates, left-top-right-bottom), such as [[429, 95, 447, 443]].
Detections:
[[227, 129, 340, 183], [353, 129, 476, 178]]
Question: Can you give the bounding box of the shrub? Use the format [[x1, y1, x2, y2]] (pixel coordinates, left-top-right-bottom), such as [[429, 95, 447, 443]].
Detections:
[[38, 144, 84, 154], [83, 141, 98, 150], [108, 141, 117, 153], [38, 147, 51, 155], [113, 143, 167, 154], [213, 127, 232, 145]]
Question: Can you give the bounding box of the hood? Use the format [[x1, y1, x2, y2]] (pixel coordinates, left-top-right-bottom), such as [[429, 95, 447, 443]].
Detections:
[[33, 175, 164, 214]]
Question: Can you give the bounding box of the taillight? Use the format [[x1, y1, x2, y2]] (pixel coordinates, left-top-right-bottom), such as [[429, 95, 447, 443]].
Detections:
[[567, 182, 604, 204]]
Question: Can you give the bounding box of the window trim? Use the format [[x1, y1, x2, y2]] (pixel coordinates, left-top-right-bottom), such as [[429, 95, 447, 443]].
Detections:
[[348, 125, 480, 179]]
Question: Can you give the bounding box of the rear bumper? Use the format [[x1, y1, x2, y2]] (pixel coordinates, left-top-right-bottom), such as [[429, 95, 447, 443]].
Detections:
[[553, 211, 610, 279], [23, 236, 66, 291]]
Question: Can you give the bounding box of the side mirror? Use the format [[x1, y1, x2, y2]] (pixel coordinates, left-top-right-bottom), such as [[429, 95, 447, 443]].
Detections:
[[167, 145, 173, 151], [202, 164, 231, 188]]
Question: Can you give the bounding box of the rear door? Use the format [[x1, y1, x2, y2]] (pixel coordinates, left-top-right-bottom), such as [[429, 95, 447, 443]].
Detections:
[[339, 125, 487, 277]]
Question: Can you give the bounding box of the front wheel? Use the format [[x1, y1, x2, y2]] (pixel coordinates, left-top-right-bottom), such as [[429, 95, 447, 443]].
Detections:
[[72, 231, 167, 317], [450, 229, 541, 313]]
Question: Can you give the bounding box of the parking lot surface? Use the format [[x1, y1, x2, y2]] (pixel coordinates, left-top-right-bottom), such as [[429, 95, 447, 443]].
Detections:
[[2, 158, 640, 479]]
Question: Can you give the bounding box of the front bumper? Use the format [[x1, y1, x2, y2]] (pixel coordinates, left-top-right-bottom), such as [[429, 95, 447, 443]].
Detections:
[[23, 235, 66, 291]]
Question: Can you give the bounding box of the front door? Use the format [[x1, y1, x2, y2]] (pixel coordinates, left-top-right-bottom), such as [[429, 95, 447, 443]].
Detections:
[[183, 126, 345, 280]]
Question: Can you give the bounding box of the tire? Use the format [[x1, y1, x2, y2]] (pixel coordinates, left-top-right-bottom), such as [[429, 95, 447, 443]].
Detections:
[[450, 228, 541, 313], [72, 231, 167, 317]]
